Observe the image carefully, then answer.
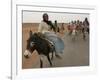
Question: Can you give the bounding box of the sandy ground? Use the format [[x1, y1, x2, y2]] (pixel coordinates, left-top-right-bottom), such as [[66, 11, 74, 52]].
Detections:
[[22, 23, 89, 69]]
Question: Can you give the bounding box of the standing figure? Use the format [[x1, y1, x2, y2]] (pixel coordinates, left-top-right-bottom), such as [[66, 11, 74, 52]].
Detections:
[[83, 18, 89, 33], [82, 18, 89, 40]]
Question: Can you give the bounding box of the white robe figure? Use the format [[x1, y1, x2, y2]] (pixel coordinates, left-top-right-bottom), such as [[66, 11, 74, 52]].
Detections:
[[38, 21, 64, 54]]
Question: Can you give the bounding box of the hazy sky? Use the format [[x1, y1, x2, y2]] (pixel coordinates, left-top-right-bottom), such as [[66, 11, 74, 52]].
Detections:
[[23, 11, 89, 23]]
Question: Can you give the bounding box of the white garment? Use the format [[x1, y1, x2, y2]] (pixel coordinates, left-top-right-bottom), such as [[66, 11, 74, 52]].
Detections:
[[72, 30, 76, 35], [38, 21, 51, 34], [38, 21, 64, 54]]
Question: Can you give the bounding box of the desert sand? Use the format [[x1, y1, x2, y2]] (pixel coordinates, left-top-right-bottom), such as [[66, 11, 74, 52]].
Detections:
[[22, 23, 89, 69]]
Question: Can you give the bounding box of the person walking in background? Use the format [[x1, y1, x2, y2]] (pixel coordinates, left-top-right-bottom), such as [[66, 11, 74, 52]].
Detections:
[[54, 20, 58, 33], [83, 17, 89, 34]]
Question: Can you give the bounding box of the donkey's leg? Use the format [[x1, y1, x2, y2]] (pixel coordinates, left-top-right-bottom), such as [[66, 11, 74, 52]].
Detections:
[[51, 50, 54, 60], [51, 46, 56, 60], [40, 55, 44, 68], [40, 58, 43, 68], [47, 55, 52, 67]]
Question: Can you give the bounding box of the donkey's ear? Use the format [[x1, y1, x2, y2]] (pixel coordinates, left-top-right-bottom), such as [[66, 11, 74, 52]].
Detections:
[[29, 30, 32, 37]]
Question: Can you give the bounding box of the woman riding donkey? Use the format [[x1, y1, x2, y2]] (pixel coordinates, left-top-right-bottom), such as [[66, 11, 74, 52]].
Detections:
[[38, 13, 64, 58]]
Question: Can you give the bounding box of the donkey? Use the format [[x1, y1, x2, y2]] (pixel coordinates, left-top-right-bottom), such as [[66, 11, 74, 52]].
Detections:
[[24, 31, 55, 68]]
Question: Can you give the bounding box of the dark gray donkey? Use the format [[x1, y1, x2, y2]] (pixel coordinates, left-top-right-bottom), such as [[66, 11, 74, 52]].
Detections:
[[24, 31, 55, 68]]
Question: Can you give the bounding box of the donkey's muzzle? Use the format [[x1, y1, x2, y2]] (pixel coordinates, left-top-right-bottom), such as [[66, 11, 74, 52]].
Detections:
[[24, 50, 31, 59], [24, 55, 29, 59]]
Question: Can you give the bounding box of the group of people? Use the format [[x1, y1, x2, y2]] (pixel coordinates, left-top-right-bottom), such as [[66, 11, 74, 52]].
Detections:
[[67, 18, 89, 39], [24, 13, 90, 67], [36, 13, 89, 56]]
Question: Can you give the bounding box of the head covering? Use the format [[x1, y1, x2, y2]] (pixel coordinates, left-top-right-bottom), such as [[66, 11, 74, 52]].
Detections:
[[42, 13, 48, 22], [42, 13, 54, 30], [43, 13, 48, 19]]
